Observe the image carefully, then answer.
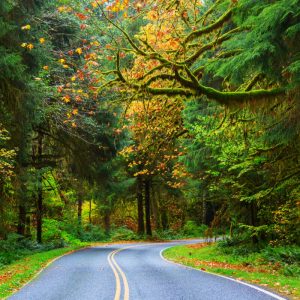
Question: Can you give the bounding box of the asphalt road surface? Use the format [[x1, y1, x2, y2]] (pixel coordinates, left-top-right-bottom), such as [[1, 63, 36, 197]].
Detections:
[[9, 240, 287, 300]]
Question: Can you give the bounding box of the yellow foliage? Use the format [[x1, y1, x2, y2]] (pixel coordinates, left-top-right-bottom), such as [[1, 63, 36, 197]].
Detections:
[[21, 24, 31, 30], [75, 48, 83, 55]]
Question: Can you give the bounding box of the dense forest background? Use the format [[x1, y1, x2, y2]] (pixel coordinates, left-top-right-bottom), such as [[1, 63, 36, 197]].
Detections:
[[0, 0, 299, 266]]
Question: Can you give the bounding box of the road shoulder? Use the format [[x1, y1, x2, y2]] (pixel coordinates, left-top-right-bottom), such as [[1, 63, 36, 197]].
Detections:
[[162, 243, 298, 300]]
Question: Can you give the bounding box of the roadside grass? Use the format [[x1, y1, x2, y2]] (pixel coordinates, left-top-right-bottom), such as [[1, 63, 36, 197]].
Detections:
[[163, 243, 300, 300], [0, 238, 151, 299], [0, 244, 88, 299]]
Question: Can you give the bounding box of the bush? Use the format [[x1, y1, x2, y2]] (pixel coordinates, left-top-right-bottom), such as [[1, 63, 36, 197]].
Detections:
[[110, 227, 138, 241], [217, 236, 261, 256], [80, 224, 106, 242], [282, 264, 300, 277], [43, 219, 82, 247], [42, 219, 63, 243], [0, 234, 27, 266], [261, 246, 300, 265], [153, 229, 182, 240], [0, 234, 42, 267], [218, 236, 244, 248], [181, 221, 208, 237]]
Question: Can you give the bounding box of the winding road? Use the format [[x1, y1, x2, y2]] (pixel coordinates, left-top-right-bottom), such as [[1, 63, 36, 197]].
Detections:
[[9, 240, 287, 300]]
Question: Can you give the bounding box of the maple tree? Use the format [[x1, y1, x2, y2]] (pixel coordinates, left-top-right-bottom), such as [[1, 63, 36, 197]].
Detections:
[[52, 0, 298, 106], [119, 98, 188, 234]]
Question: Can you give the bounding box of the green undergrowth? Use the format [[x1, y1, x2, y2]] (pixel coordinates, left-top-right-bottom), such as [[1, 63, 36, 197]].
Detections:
[[0, 244, 88, 299], [163, 243, 300, 300]]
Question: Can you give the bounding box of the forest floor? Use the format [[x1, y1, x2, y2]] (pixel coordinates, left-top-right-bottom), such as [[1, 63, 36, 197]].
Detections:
[[163, 243, 300, 300]]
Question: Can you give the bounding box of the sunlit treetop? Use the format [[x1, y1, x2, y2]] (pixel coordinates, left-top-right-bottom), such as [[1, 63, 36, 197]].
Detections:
[[52, 0, 299, 106]]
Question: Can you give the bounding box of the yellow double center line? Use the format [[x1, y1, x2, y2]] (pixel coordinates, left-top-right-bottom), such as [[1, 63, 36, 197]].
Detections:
[[107, 248, 130, 300], [107, 243, 166, 300]]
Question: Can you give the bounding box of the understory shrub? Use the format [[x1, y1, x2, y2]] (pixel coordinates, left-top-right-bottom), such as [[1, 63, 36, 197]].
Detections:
[[110, 227, 138, 241], [181, 221, 208, 237], [80, 224, 106, 242]]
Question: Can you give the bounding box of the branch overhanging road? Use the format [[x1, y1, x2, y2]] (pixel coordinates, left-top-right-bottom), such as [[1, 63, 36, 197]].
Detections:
[[9, 240, 287, 300]]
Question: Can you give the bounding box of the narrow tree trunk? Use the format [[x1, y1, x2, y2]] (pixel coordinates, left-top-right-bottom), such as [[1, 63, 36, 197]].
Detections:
[[78, 197, 83, 225], [36, 181, 43, 243], [151, 184, 160, 230], [202, 189, 207, 225], [17, 170, 27, 237], [144, 179, 152, 236], [25, 216, 31, 237], [36, 132, 43, 244], [137, 175, 144, 235], [104, 210, 110, 235], [161, 208, 168, 230], [17, 204, 26, 236]]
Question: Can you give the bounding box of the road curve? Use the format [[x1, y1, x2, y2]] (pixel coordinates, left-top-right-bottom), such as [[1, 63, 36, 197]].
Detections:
[[9, 240, 287, 300]]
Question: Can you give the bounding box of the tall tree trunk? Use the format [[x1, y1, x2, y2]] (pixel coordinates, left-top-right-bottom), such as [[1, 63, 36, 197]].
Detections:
[[78, 197, 83, 225], [25, 216, 31, 237], [144, 179, 152, 236], [17, 168, 27, 237], [137, 175, 144, 235], [161, 208, 168, 230], [77, 195, 83, 237], [151, 184, 160, 230], [202, 189, 207, 225], [36, 132, 43, 244], [104, 209, 110, 235], [17, 203, 26, 236]]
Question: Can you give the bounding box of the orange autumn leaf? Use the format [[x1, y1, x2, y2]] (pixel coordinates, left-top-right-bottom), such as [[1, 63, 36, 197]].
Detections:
[[75, 13, 88, 20], [62, 95, 71, 103]]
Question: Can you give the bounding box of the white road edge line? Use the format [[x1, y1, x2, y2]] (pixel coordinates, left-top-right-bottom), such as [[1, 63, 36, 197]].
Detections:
[[159, 246, 288, 300], [6, 246, 90, 300]]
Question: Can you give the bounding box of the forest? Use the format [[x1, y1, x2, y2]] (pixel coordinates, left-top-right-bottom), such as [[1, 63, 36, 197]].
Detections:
[[0, 0, 299, 297]]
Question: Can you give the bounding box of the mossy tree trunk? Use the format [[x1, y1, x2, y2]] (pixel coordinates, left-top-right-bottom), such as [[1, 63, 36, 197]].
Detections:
[[144, 179, 152, 236], [137, 175, 144, 235]]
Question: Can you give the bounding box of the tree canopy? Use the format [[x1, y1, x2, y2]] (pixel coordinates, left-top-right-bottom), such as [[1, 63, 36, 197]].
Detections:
[[0, 0, 299, 250]]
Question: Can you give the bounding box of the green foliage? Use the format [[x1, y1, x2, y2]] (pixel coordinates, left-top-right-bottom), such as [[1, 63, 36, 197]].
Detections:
[[261, 246, 300, 266], [0, 0, 299, 268], [164, 243, 300, 297], [110, 227, 138, 241], [42, 219, 83, 247], [0, 234, 39, 267], [182, 221, 208, 237], [218, 238, 300, 277], [80, 224, 106, 242], [181, 95, 299, 245], [152, 229, 183, 240], [207, 0, 300, 87], [0, 244, 87, 299]]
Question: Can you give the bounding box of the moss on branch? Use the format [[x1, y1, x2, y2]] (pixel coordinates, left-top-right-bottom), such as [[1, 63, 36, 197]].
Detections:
[[184, 9, 232, 44]]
